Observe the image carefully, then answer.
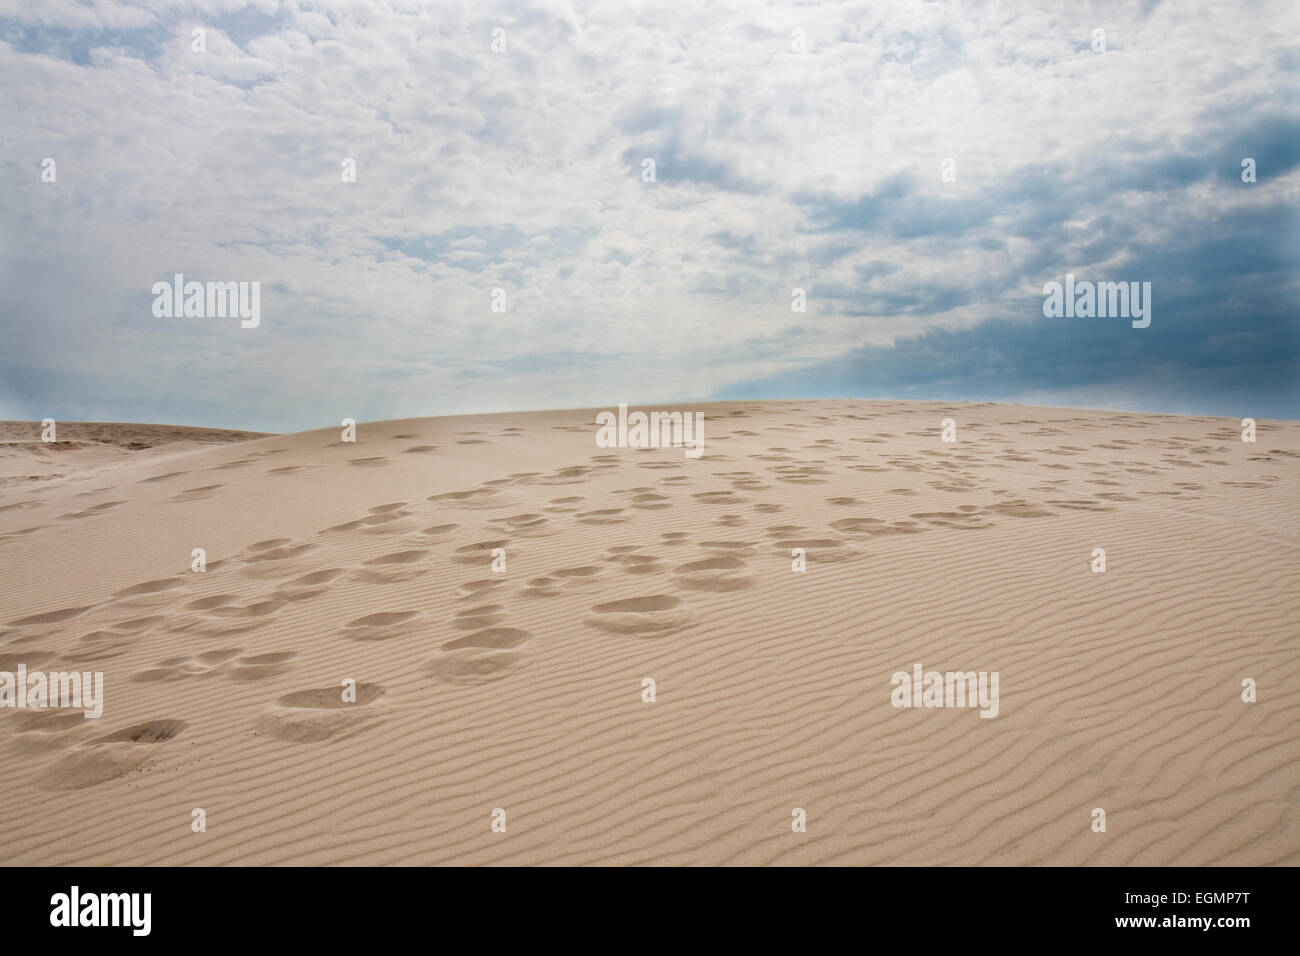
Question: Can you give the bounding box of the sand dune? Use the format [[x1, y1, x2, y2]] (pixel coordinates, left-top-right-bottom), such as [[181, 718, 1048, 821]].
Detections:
[[0, 401, 1296, 865]]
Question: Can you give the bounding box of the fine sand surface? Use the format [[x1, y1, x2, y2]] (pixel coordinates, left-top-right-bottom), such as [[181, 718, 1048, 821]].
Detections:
[[0, 401, 1297, 865]]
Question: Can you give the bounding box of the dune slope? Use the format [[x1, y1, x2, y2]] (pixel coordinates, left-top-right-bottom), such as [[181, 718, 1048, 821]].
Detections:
[[0, 401, 1296, 865]]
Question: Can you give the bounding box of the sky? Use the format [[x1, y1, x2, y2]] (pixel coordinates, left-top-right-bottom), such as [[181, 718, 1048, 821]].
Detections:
[[0, 0, 1297, 432]]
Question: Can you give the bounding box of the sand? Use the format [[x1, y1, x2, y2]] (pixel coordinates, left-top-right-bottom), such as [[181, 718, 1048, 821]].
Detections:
[[0, 401, 1296, 865]]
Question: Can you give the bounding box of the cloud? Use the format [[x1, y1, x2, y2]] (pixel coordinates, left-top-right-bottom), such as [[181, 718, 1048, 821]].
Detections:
[[0, 0, 1297, 428]]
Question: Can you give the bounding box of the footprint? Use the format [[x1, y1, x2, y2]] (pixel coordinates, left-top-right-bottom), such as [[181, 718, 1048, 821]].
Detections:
[[527, 465, 598, 486], [692, 491, 748, 505], [227, 650, 298, 680], [576, 508, 628, 525], [167, 485, 223, 502], [115, 578, 181, 598], [38, 719, 188, 789], [523, 576, 563, 598], [112, 615, 165, 633], [186, 594, 238, 610], [343, 610, 420, 641], [910, 510, 994, 530], [427, 650, 525, 685], [96, 719, 188, 745], [70, 635, 136, 664], [133, 659, 210, 682], [480, 510, 550, 539], [365, 549, 427, 565], [0, 651, 55, 670], [249, 538, 292, 551], [259, 683, 386, 742], [441, 627, 532, 651], [767, 465, 829, 484], [453, 604, 506, 629], [1044, 499, 1113, 512], [320, 520, 363, 534], [244, 543, 318, 563], [673, 555, 754, 591], [522, 565, 602, 597], [429, 487, 519, 510], [586, 595, 693, 636], [10, 605, 95, 627], [11, 709, 90, 751], [554, 565, 602, 580], [458, 579, 504, 600], [359, 508, 414, 533], [203, 599, 286, 619], [57, 501, 126, 520], [450, 541, 508, 567], [629, 493, 671, 510], [543, 496, 585, 514], [354, 549, 430, 583], [418, 523, 459, 537], [698, 540, 758, 555], [986, 500, 1054, 518], [198, 648, 243, 666], [285, 568, 347, 586], [829, 517, 885, 534], [138, 471, 186, 484], [609, 552, 662, 575], [771, 538, 858, 562], [825, 518, 923, 538]]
